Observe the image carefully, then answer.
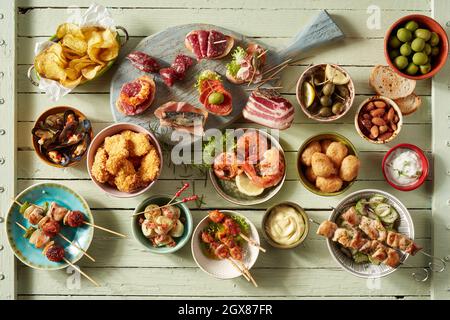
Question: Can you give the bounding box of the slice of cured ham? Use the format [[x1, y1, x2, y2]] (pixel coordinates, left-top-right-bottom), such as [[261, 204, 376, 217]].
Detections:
[[185, 29, 234, 60], [198, 30, 209, 58], [243, 89, 294, 130], [185, 33, 202, 60]]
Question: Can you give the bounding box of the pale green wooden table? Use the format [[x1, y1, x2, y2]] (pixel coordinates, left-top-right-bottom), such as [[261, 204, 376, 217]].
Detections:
[[0, 0, 449, 300]]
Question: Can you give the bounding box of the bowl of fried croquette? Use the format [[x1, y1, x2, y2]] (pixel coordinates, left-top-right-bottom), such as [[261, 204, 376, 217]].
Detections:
[[297, 133, 360, 196], [87, 123, 163, 198]]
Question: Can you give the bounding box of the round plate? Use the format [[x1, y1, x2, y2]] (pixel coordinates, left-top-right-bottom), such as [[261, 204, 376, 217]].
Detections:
[[327, 189, 413, 278], [5, 182, 94, 270], [109, 23, 278, 145], [209, 128, 286, 206], [191, 210, 260, 279]]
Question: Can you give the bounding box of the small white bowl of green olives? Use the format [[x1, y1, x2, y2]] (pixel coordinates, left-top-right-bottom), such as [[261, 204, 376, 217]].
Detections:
[[385, 14, 448, 80], [296, 64, 355, 122]]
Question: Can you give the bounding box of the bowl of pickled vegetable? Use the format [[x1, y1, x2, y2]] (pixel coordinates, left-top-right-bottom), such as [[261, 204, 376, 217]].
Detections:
[[385, 14, 449, 80]]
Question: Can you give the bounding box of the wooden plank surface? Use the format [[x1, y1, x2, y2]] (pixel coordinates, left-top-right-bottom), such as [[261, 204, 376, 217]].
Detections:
[[11, 0, 437, 299], [0, 0, 17, 300]]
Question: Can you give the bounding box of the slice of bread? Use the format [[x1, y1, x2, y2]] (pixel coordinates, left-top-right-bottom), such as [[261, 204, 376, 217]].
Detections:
[[369, 65, 416, 100], [394, 93, 422, 116]]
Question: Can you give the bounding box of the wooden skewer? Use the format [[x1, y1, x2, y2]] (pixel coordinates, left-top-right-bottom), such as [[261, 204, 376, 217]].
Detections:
[[133, 196, 198, 216], [63, 258, 100, 287], [236, 260, 258, 287], [213, 39, 228, 44], [262, 58, 292, 76], [256, 76, 281, 89], [57, 233, 96, 262], [82, 221, 126, 238], [227, 258, 250, 282], [15, 222, 100, 287], [239, 233, 266, 253], [244, 86, 283, 92], [258, 63, 289, 85], [256, 49, 268, 59]]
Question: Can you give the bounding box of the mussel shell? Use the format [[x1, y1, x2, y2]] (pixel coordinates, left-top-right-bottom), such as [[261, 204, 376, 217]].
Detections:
[[45, 150, 71, 167], [70, 134, 91, 162], [63, 110, 77, 124], [32, 127, 57, 148], [43, 113, 65, 130], [58, 121, 80, 145]]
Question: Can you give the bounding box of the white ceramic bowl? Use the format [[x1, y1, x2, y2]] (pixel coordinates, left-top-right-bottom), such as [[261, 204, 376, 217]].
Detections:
[[191, 210, 260, 279]]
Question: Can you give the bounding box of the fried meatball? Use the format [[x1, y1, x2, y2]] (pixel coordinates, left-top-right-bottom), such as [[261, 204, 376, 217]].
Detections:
[[301, 141, 321, 166], [320, 139, 333, 153], [311, 152, 336, 178], [91, 147, 110, 183], [325, 142, 348, 167], [121, 130, 151, 157], [339, 155, 360, 182], [304, 166, 317, 184], [316, 175, 343, 193]]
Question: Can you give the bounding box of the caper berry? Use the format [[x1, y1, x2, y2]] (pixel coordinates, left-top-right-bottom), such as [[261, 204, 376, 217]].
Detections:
[[336, 85, 349, 98], [332, 102, 344, 115], [322, 83, 335, 96], [320, 96, 332, 107], [318, 107, 332, 117]]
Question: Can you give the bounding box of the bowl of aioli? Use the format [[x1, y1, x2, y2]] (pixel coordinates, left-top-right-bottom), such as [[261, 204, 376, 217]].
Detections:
[[262, 201, 309, 249], [382, 143, 429, 191]]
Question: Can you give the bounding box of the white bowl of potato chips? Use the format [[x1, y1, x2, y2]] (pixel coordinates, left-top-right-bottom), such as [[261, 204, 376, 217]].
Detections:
[[29, 23, 128, 89]]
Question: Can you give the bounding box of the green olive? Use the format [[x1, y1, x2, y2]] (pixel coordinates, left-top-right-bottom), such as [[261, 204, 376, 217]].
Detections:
[[414, 28, 431, 41], [430, 32, 440, 46], [389, 35, 402, 48], [389, 49, 400, 59], [405, 20, 419, 32], [411, 38, 425, 52], [336, 85, 349, 98], [318, 107, 332, 117], [400, 43, 412, 56], [331, 102, 344, 115], [208, 92, 224, 105], [394, 55, 409, 69], [405, 62, 419, 75], [320, 96, 332, 107], [322, 83, 335, 96], [412, 52, 428, 65], [397, 28, 412, 42], [423, 43, 432, 55], [419, 63, 431, 74], [431, 46, 440, 56]]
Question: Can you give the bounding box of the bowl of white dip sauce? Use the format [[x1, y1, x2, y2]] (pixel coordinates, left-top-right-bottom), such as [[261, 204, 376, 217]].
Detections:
[[382, 143, 429, 191]]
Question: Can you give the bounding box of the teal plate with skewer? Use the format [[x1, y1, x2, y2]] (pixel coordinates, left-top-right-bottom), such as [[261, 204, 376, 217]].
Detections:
[[5, 182, 94, 270]]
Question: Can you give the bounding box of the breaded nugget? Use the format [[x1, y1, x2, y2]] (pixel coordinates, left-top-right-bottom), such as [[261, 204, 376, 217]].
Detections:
[[311, 152, 336, 178], [326, 142, 348, 167], [301, 141, 321, 166], [138, 147, 160, 182], [114, 160, 142, 192], [304, 166, 317, 184], [316, 175, 343, 193], [121, 130, 151, 157], [106, 155, 127, 175], [104, 134, 129, 158], [91, 147, 110, 183], [339, 155, 360, 182], [320, 139, 333, 153]]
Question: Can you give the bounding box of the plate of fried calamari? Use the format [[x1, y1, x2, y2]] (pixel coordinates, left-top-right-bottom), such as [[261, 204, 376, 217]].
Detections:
[[87, 123, 163, 197]]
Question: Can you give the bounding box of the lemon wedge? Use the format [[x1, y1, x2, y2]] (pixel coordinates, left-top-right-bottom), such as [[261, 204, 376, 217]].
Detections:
[[325, 64, 349, 85], [236, 173, 264, 196], [302, 81, 315, 108]]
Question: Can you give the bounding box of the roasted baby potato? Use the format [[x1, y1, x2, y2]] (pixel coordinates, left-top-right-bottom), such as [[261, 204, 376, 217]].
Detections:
[[301, 141, 321, 166], [316, 175, 343, 193], [339, 155, 360, 182], [325, 142, 348, 167], [311, 152, 336, 178]]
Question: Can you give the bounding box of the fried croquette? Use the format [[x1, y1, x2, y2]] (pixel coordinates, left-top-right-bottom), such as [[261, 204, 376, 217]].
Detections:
[[316, 175, 343, 193], [339, 155, 361, 182], [320, 139, 333, 153], [121, 130, 152, 157], [311, 152, 336, 178], [301, 141, 321, 166], [326, 142, 348, 167], [104, 134, 129, 159], [91, 147, 110, 183], [138, 147, 160, 182], [305, 166, 317, 184]]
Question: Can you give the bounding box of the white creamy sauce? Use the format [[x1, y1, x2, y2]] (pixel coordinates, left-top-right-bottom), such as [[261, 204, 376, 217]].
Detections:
[[266, 205, 305, 246], [386, 149, 422, 186]]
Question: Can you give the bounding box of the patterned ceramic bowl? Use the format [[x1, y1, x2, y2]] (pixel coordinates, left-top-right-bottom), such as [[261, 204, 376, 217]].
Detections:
[[326, 189, 413, 278], [5, 182, 94, 270], [191, 210, 260, 279]]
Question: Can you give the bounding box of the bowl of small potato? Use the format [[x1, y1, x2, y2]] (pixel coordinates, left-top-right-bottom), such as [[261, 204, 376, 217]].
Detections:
[[297, 133, 361, 196]]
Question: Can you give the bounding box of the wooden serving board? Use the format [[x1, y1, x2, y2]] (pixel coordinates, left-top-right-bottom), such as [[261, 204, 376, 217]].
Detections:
[[110, 12, 344, 145]]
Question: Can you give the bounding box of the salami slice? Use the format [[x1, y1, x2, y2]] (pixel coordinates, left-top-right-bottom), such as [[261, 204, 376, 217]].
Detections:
[[171, 54, 194, 77], [198, 30, 209, 58], [186, 33, 202, 60], [159, 68, 179, 87], [207, 30, 227, 58], [126, 51, 160, 73]]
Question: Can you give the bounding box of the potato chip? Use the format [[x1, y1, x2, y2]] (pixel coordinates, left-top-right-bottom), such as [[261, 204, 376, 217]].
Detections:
[[99, 29, 117, 49], [87, 46, 105, 65], [62, 46, 83, 60], [44, 61, 67, 81], [81, 64, 103, 80], [61, 76, 83, 88], [56, 23, 84, 40], [62, 34, 87, 55], [64, 67, 81, 80], [69, 57, 95, 71], [46, 43, 68, 66]]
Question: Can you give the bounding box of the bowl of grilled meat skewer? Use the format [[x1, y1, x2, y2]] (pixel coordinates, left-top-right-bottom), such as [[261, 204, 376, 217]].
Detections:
[[5, 182, 94, 270], [316, 189, 421, 278], [191, 210, 261, 281]]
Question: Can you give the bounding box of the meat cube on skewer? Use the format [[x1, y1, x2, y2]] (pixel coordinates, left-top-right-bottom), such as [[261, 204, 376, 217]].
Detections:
[[24, 205, 45, 225], [341, 207, 361, 227], [47, 202, 69, 222], [208, 210, 225, 223], [359, 216, 387, 242], [317, 220, 338, 239]]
